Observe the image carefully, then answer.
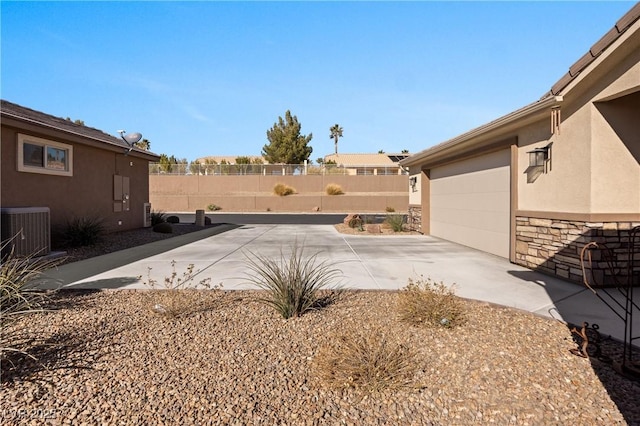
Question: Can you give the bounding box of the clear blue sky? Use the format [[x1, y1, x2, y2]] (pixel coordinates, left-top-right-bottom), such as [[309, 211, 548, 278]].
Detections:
[[1, 1, 635, 162]]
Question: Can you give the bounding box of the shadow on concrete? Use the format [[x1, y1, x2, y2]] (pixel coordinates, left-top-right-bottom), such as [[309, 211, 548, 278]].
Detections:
[[64, 276, 140, 290]]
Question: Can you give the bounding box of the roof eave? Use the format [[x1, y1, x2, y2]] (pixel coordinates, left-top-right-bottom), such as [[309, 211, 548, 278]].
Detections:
[[1, 111, 160, 161], [400, 95, 563, 168]]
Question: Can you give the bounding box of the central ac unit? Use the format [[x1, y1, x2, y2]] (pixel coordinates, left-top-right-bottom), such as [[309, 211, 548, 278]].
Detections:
[[1, 207, 51, 258]]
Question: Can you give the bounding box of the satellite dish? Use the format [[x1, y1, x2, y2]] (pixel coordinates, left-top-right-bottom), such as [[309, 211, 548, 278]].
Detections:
[[122, 132, 142, 145], [118, 130, 143, 155]]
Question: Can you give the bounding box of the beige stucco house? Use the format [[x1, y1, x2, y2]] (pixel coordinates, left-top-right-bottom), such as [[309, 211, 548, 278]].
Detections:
[[323, 153, 410, 175], [1, 100, 159, 255], [401, 4, 639, 284]]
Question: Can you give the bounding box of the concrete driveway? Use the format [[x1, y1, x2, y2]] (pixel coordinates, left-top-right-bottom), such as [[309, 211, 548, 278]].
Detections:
[[39, 224, 638, 342]]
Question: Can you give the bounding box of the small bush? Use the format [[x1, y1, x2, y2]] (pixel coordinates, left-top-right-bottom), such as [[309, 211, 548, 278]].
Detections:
[[314, 325, 418, 391], [207, 204, 222, 211], [273, 183, 296, 196], [1, 239, 61, 362], [385, 206, 396, 213], [153, 222, 173, 234], [347, 215, 363, 230], [166, 215, 180, 224], [244, 242, 342, 319], [385, 214, 405, 232], [139, 261, 221, 318], [397, 276, 465, 328], [325, 183, 344, 195], [151, 210, 167, 226], [63, 217, 104, 247]]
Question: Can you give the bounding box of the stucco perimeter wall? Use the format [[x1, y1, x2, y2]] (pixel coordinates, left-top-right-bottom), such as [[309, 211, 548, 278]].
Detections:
[[150, 175, 408, 213], [515, 215, 640, 286]]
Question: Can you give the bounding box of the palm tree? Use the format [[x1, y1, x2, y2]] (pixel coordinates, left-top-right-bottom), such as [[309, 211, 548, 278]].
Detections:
[[329, 124, 343, 155]]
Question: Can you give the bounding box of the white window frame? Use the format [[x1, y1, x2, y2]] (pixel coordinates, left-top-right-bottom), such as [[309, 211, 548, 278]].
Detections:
[[17, 134, 73, 176]]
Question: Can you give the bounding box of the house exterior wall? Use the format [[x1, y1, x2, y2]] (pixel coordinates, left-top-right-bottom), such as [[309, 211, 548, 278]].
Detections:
[[1, 125, 152, 234], [517, 40, 640, 215]]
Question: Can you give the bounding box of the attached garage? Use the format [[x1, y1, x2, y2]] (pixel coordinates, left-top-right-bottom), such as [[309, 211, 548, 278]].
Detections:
[[429, 149, 511, 258]]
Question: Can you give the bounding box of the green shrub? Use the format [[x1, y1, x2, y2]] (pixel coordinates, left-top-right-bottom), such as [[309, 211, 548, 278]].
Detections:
[[273, 183, 296, 196], [314, 325, 418, 391], [166, 215, 180, 224], [1, 239, 61, 362], [385, 214, 405, 232], [153, 222, 173, 234], [139, 260, 221, 318], [150, 210, 167, 226], [325, 183, 344, 195], [244, 242, 342, 319], [385, 206, 396, 213], [347, 214, 363, 230], [63, 217, 104, 247], [397, 276, 465, 328], [207, 204, 222, 211]]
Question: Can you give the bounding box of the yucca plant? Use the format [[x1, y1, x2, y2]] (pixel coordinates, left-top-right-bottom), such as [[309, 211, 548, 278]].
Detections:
[[150, 210, 167, 226], [1, 240, 60, 361], [385, 214, 405, 232], [63, 216, 104, 247], [244, 243, 342, 319], [314, 325, 418, 391]]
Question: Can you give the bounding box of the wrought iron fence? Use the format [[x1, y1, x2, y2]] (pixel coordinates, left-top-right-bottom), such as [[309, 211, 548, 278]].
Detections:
[[149, 163, 408, 176]]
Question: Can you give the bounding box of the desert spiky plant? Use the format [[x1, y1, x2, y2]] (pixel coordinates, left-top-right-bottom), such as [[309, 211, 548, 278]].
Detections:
[[385, 214, 405, 232], [1, 241, 60, 360], [244, 243, 342, 319]]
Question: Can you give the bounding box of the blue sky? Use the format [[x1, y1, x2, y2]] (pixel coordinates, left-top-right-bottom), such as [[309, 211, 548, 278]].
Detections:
[[1, 1, 635, 162]]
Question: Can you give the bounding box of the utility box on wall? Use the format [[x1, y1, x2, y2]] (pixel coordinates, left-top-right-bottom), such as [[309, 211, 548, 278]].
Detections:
[[0, 207, 51, 258]]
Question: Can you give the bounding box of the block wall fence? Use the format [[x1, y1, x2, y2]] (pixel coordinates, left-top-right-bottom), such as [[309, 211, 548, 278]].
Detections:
[[149, 175, 409, 213]]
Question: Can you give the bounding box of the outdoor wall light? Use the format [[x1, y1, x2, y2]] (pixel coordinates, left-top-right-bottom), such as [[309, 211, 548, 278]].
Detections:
[[527, 147, 549, 167], [118, 130, 142, 155]]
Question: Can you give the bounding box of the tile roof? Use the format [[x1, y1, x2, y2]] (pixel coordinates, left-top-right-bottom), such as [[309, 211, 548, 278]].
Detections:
[[546, 2, 640, 97], [1, 99, 158, 158], [323, 153, 409, 166]]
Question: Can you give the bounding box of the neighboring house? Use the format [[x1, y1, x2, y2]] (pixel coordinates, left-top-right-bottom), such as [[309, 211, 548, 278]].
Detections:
[[400, 4, 639, 285], [323, 153, 410, 175], [1, 100, 160, 254]]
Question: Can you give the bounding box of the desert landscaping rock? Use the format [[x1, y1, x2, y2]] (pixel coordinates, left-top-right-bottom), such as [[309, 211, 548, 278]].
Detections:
[[2, 290, 639, 425]]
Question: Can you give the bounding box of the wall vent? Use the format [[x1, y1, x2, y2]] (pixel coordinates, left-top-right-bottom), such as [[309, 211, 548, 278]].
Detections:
[[0, 207, 51, 258]]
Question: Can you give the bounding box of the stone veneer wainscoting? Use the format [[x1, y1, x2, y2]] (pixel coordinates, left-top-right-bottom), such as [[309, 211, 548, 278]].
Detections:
[[407, 206, 422, 233], [515, 216, 640, 286]]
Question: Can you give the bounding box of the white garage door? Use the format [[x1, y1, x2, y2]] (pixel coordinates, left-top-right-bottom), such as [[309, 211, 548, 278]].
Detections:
[[430, 149, 510, 258]]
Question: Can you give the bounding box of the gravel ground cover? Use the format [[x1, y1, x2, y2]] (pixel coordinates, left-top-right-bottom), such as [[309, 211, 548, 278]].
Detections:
[[3, 224, 639, 424], [2, 289, 639, 425]]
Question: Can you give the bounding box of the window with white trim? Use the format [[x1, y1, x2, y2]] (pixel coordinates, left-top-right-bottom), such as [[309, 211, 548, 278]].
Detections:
[[17, 134, 73, 176]]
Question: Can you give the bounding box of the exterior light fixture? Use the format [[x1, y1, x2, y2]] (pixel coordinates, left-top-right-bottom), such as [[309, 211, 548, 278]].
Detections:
[[118, 130, 142, 155], [527, 147, 549, 167]]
